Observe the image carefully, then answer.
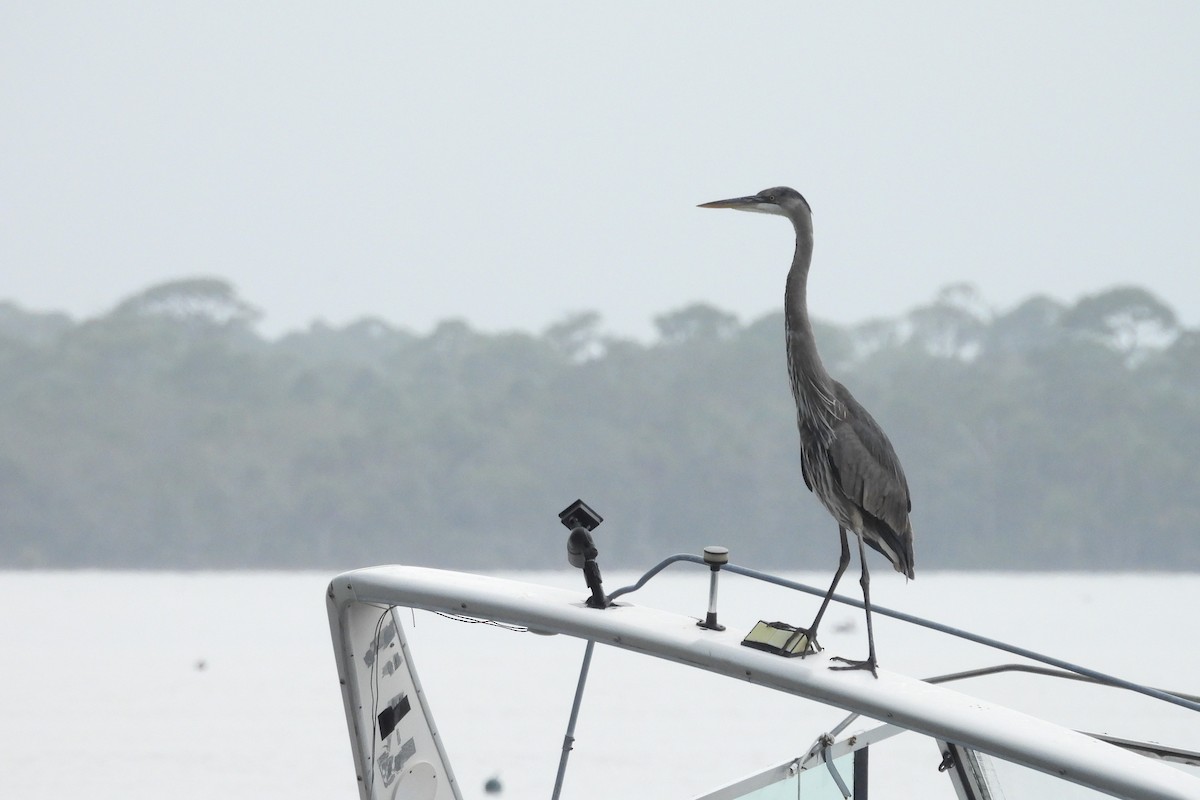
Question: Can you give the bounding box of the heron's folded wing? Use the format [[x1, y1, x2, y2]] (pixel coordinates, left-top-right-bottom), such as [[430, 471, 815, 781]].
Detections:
[[829, 384, 912, 530]]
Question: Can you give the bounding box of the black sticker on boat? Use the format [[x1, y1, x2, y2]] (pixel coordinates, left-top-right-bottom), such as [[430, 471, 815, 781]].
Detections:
[[377, 693, 412, 740]]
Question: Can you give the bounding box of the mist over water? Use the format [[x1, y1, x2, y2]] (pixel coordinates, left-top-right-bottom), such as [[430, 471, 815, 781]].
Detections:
[[1, 570, 1196, 799]]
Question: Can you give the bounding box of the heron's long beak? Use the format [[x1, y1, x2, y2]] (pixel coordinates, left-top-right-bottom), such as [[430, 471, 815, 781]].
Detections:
[[697, 195, 762, 209]]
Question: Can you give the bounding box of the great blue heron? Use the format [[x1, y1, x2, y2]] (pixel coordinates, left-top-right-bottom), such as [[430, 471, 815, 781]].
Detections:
[[699, 187, 914, 676]]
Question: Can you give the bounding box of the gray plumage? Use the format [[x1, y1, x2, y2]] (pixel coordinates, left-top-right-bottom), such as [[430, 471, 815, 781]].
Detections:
[[700, 186, 914, 674]]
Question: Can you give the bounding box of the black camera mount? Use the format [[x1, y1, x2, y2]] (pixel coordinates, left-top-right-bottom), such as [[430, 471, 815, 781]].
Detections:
[[558, 499, 609, 608]]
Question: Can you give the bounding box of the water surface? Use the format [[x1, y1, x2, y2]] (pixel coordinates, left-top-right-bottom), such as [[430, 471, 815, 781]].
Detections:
[[1, 570, 1195, 798]]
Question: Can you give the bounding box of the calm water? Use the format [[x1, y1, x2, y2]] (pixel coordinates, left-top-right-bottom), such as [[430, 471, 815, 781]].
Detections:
[[1, 570, 1197, 799]]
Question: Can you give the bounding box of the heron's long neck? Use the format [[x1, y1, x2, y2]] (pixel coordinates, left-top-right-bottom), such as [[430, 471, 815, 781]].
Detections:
[[784, 221, 837, 418]]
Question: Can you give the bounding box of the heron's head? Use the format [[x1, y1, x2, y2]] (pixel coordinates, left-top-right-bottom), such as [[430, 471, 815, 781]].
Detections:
[[698, 186, 811, 219]]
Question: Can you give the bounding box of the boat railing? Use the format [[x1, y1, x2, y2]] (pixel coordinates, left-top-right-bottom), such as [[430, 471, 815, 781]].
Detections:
[[605, 552, 1200, 715]]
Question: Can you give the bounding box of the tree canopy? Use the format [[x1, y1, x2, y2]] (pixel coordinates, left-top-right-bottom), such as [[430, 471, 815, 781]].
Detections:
[[1, 280, 1197, 571]]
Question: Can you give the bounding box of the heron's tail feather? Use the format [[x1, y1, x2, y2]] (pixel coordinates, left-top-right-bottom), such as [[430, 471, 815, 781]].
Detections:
[[863, 518, 915, 580]]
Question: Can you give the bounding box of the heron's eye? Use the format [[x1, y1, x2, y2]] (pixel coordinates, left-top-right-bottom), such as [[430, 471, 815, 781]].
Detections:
[[765, 195, 776, 203]]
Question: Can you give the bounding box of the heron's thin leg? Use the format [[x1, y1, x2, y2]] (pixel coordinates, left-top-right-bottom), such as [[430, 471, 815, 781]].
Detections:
[[801, 526, 851, 655], [830, 531, 879, 677]]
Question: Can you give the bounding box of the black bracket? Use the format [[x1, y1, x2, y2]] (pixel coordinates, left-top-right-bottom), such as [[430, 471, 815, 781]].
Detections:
[[559, 499, 609, 608]]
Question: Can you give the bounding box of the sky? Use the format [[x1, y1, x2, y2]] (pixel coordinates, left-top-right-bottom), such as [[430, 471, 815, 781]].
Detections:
[[3, 3, 1199, 339]]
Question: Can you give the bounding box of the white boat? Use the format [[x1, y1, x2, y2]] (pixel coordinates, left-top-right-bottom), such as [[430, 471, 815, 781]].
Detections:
[[326, 538, 1200, 800]]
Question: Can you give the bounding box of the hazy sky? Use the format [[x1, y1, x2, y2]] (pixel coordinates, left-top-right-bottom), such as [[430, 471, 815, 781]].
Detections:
[[3, 3, 1198, 338]]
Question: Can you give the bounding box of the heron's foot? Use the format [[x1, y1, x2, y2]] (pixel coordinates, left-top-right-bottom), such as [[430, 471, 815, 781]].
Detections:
[[829, 655, 879, 678], [795, 628, 822, 658]]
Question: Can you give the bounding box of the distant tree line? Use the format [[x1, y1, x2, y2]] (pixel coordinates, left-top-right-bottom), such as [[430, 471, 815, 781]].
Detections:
[[1, 278, 1197, 570]]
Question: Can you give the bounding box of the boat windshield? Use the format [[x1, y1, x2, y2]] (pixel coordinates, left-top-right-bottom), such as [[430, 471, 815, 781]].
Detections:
[[691, 753, 859, 800], [695, 721, 1169, 800], [702, 752, 858, 800]]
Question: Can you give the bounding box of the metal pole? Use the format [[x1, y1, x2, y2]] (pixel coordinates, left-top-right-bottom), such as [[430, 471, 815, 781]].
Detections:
[[707, 568, 719, 618], [551, 639, 595, 800]]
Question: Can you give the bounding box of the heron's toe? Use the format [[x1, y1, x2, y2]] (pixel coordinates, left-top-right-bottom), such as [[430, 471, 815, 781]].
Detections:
[[829, 656, 879, 678]]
